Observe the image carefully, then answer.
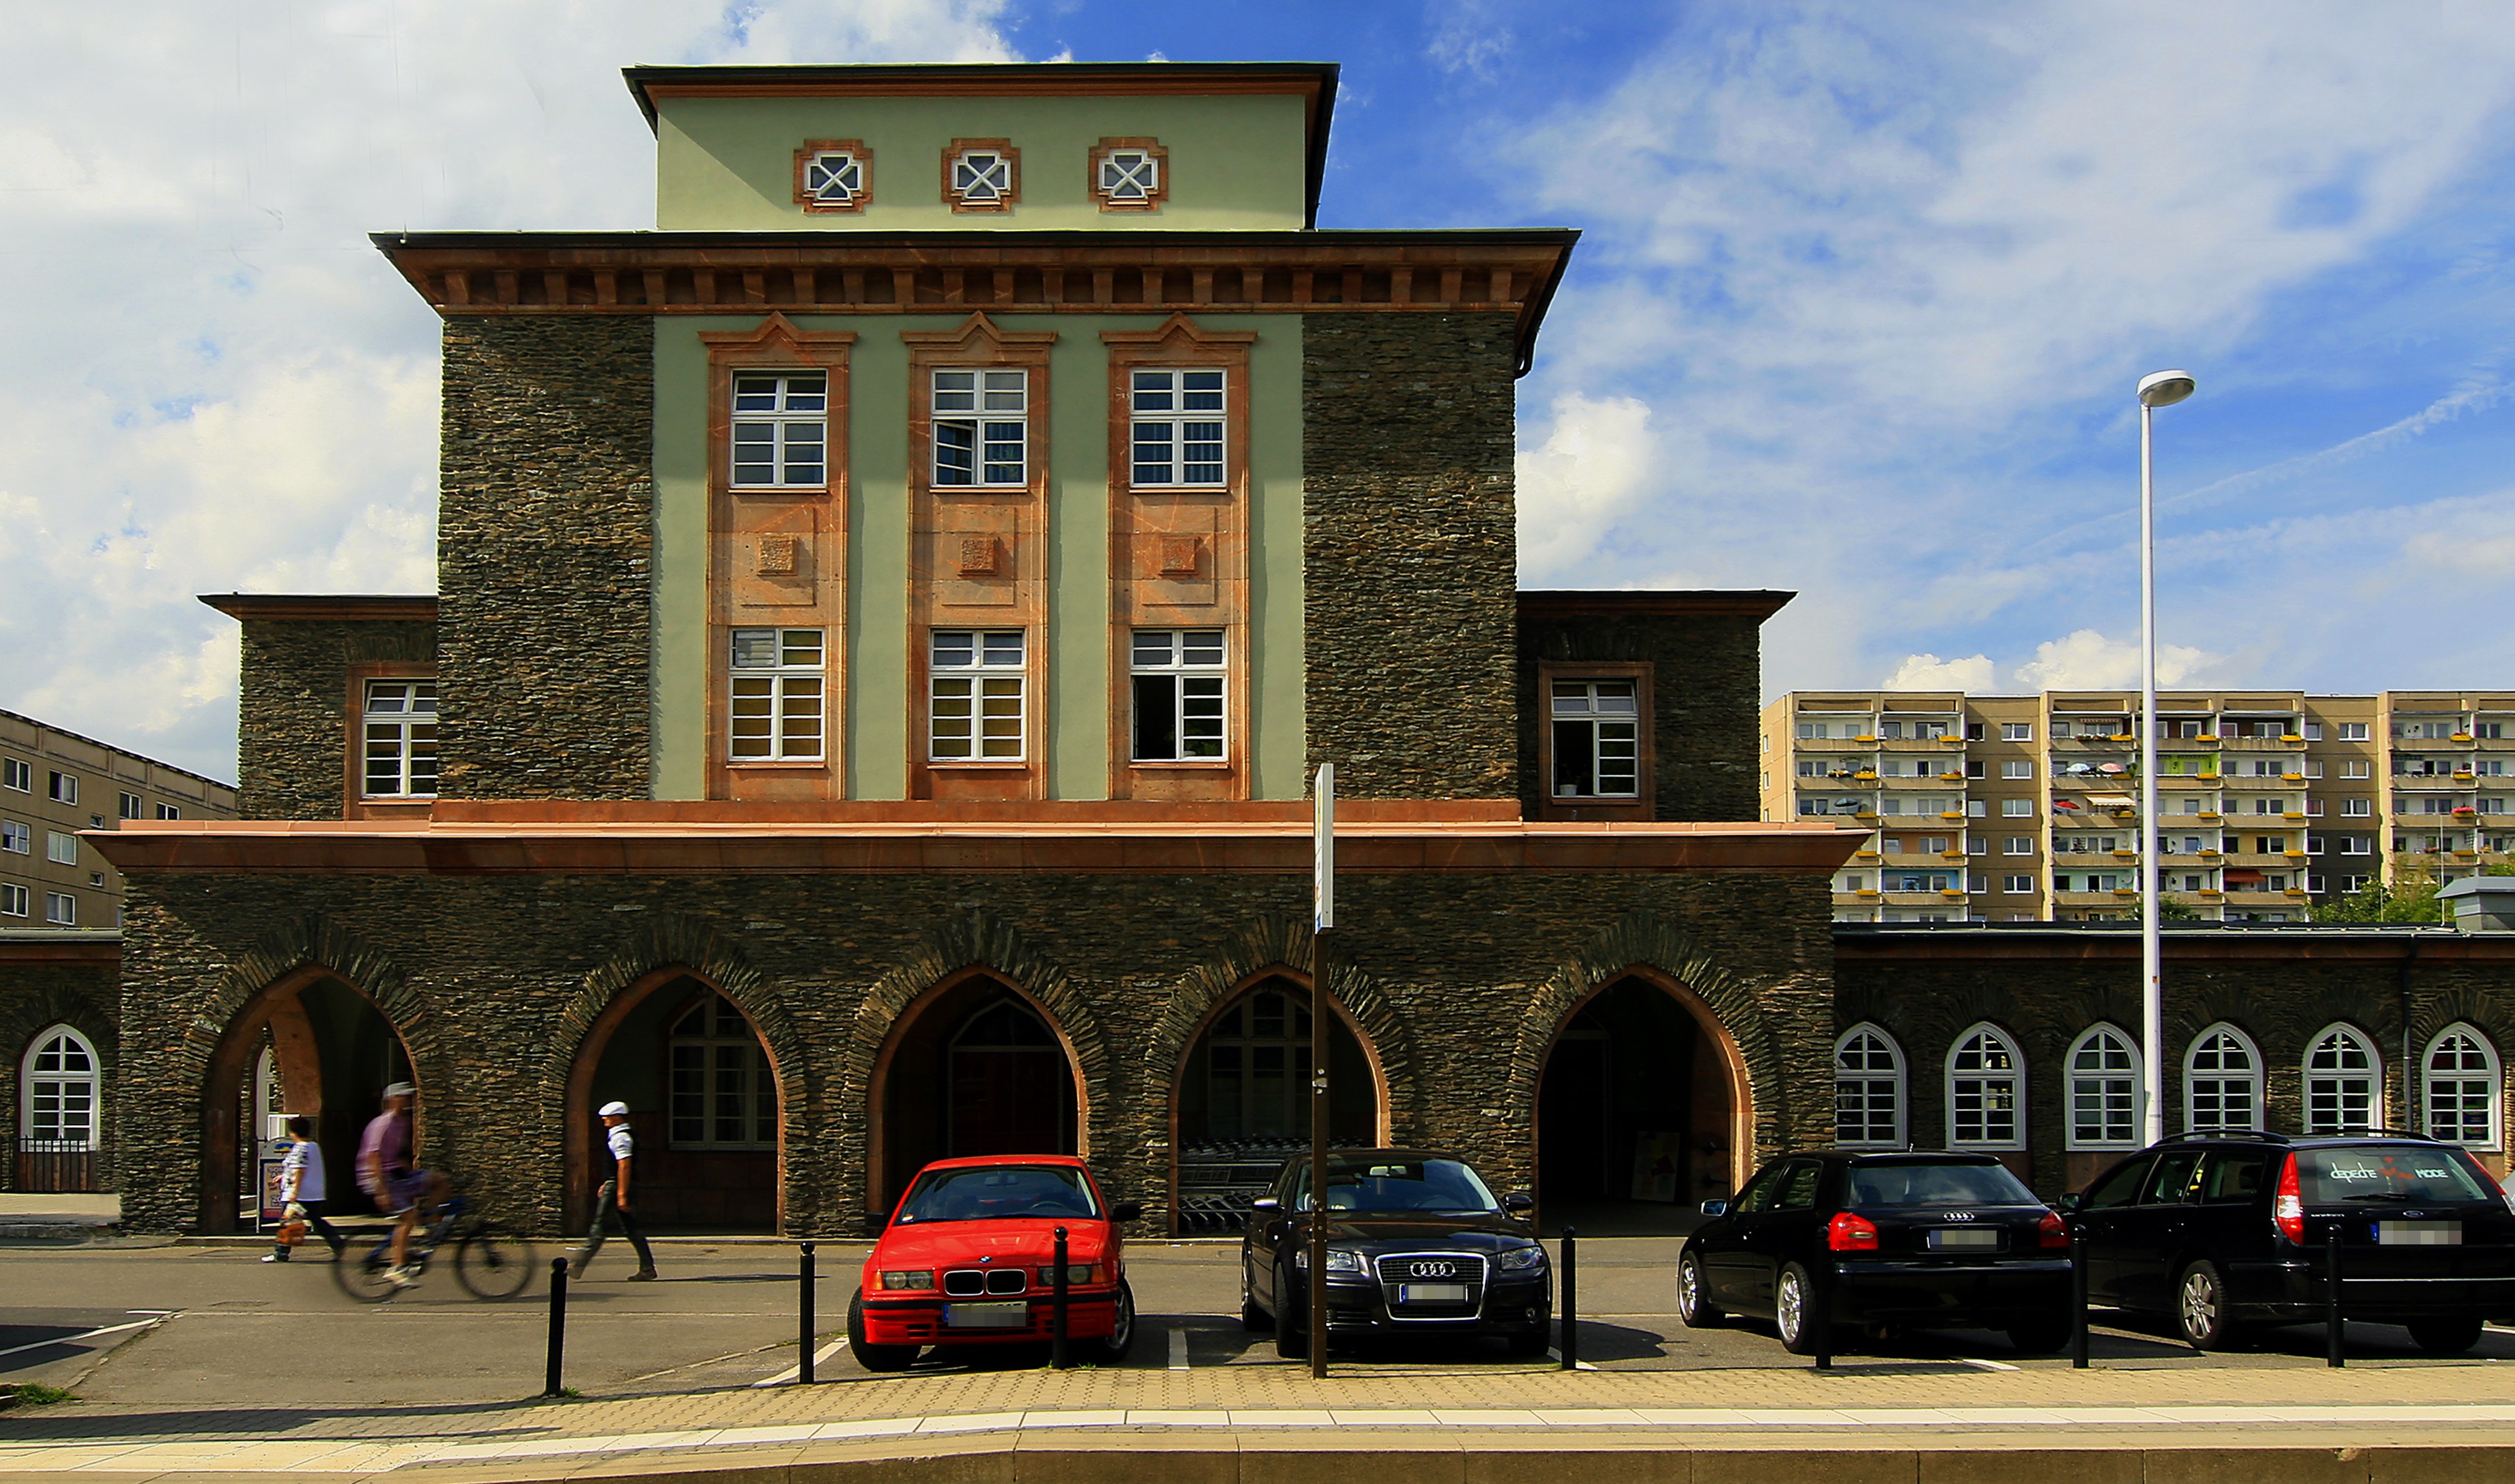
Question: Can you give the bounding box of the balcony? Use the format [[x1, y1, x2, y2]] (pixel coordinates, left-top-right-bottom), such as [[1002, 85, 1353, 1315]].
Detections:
[[2222, 736, 2307, 752], [1877, 736, 1958, 752]]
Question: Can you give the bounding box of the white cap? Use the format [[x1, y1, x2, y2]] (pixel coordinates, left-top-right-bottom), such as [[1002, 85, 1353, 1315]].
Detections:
[[599, 1101, 630, 1117]]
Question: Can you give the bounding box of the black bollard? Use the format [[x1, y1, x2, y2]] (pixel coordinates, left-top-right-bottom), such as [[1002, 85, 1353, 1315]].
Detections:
[[2327, 1224, 2345, 1369], [798, 1241, 817, 1385], [1558, 1227, 1577, 1370], [544, 1257, 569, 1396], [1051, 1227, 1072, 1370], [2069, 1227, 2090, 1370], [1810, 1258, 1832, 1371]]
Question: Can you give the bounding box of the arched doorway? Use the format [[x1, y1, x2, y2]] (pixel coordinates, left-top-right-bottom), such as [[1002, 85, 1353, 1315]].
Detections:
[[871, 973, 1081, 1219], [567, 974, 783, 1234], [1534, 974, 1745, 1236], [1171, 976, 1378, 1234], [199, 972, 410, 1232]]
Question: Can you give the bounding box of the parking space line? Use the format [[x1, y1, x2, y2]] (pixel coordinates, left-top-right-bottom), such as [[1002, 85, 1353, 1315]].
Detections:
[[1544, 1349, 1598, 1371], [749, 1338, 845, 1387], [1954, 1356, 2019, 1372], [1168, 1325, 1188, 1370], [0, 1316, 165, 1362]]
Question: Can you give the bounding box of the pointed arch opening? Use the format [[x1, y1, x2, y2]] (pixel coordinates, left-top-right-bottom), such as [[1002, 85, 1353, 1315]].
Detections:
[[1534, 970, 1750, 1236], [868, 970, 1084, 1221], [199, 968, 412, 1234], [1168, 971, 1382, 1234]]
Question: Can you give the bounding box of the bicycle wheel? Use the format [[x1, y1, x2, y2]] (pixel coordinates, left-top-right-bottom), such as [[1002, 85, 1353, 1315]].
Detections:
[[454, 1222, 537, 1301], [333, 1239, 403, 1304]]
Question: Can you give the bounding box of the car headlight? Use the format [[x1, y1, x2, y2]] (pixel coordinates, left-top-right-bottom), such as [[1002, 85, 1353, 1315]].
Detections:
[[1496, 1245, 1547, 1272], [878, 1270, 934, 1290], [1036, 1265, 1097, 1285], [1292, 1247, 1366, 1274]]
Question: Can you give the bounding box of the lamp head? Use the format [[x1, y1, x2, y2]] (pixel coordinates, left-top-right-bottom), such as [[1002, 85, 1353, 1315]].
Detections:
[[2138, 370, 2196, 408]]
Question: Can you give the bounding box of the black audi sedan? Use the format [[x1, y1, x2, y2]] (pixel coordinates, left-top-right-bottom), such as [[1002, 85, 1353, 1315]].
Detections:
[[1240, 1148, 1550, 1359], [1679, 1150, 2074, 1355]]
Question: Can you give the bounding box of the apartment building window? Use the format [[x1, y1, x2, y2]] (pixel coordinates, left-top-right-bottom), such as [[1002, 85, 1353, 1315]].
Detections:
[[2003, 799, 2032, 817], [155, 803, 180, 820], [727, 629, 825, 762], [1967, 837, 1987, 854], [2001, 723, 2033, 741], [930, 630, 1025, 761], [2002, 874, 2034, 893], [2481, 722, 2508, 740], [2341, 874, 2370, 892], [2425, 1026, 2501, 1149], [44, 892, 74, 926], [933, 369, 1028, 486], [2303, 721, 2323, 740], [2304, 874, 2327, 894], [1550, 679, 1641, 799], [2341, 797, 2371, 816], [2185, 1025, 2260, 1132], [2305, 835, 2327, 853], [1964, 722, 1985, 741], [1947, 1025, 2025, 1149], [729, 372, 828, 488], [45, 832, 75, 866], [0, 821, 25, 854], [2002, 760, 2032, 779], [1131, 629, 1225, 761], [2004, 837, 2034, 854], [2067, 1027, 2141, 1150], [0, 883, 23, 917], [1834, 1026, 1905, 1147], [1965, 760, 1985, 779], [2304, 797, 2323, 816], [1128, 370, 1225, 487], [2340, 836, 2372, 854], [362, 681, 441, 796], [0, 758, 26, 792], [2303, 1025, 2381, 1135], [2339, 722, 2369, 741], [47, 771, 76, 805], [1794, 759, 1825, 777], [116, 792, 142, 819]]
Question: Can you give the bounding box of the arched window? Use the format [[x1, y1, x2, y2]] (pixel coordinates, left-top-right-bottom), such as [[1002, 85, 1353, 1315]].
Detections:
[[1946, 1023, 2025, 1150], [2424, 1024, 2501, 1150], [2303, 1024, 2381, 1135], [1834, 1025, 1905, 1148], [2066, 1026, 2141, 1150], [668, 992, 775, 1150], [21, 1025, 100, 1150], [2183, 1023, 2261, 1133]]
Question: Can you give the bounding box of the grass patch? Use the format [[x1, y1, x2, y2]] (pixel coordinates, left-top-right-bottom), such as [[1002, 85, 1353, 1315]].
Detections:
[[5, 1383, 80, 1407]]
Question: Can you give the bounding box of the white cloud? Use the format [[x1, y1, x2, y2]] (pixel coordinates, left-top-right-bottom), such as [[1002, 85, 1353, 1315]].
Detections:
[[2012, 629, 2219, 691], [1515, 392, 1658, 577], [1427, 1, 1512, 79], [1883, 653, 1994, 692]]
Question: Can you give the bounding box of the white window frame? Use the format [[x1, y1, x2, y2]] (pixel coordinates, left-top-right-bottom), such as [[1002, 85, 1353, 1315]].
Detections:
[[1128, 368, 1226, 488], [932, 369, 1027, 486], [0, 820, 24, 855], [2303, 1023, 2383, 1135], [1549, 678, 1643, 799], [930, 630, 1026, 761], [155, 803, 181, 820], [44, 892, 75, 927], [21, 1025, 100, 1150], [2003, 798, 2033, 817], [1834, 1025, 1905, 1148], [1946, 1023, 2026, 1150], [2002, 874, 2034, 893], [0, 883, 24, 917], [117, 791, 143, 820], [1097, 146, 1160, 204], [45, 830, 76, 866], [728, 628, 827, 763], [2340, 722, 2369, 741], [2341, 797, 2371, 816], [0, 757, 26, 792], [801, 148, 866, 208], [948, 146, 1014, 206], [2065, 1025, 2142, 1150], [361, 679, 439, 797], [2424, 1023, 2501, 1150], [2002, 760, 2033, 779], [2004, 836, 2034, 854], [2001, 723, 2034, 741], [48, 771, 76, 805], [729, 371, 828, 488], [666, 991, 777, 1150], [1130, 629, 1227, 762]]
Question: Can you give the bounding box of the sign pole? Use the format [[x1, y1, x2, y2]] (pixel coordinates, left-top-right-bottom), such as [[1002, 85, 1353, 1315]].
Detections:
[[1309, 763, 1336, 1381]]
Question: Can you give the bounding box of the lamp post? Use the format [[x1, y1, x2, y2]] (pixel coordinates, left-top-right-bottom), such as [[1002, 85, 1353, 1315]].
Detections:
[[2138, 368, 2195, 1147]]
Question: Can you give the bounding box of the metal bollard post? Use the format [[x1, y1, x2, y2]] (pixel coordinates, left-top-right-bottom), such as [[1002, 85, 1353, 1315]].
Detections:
[[2327, 1225, 2345, 1369], [1051, 1227, 1072, 1370], [2069, 1227, 2090, 1369], [543, 1257, 568, 1397], [1810, 1258, 1832, 1371], [798, 1241, 816, 1386], [1558, 1227, 1577, 1370]]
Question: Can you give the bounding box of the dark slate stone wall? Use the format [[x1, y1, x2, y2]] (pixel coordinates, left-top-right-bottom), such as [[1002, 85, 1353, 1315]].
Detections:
[[0, 958, 119, 1192], [438, 317, 654, 800], [1518, 611, 1764, 822], [235, 620, 438, 820], [111, 867, 1836, 1235], [1302, 314, 1519, 797]]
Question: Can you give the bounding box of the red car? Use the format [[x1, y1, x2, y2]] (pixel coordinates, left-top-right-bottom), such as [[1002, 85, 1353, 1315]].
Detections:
[[848, 1154, 1141, 1371]]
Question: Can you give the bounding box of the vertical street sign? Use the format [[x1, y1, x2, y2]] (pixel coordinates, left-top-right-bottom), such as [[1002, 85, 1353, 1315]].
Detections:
[[1313, 763, 1335, 932], [1308, 763, 1334, 1378]]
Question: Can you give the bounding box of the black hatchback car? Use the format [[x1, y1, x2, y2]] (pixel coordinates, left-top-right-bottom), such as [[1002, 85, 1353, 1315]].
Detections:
[[2065, 1130, 2515, 1352], [1240, 1148, 1551, 1359], [1679, 1150, 2074, 1355]]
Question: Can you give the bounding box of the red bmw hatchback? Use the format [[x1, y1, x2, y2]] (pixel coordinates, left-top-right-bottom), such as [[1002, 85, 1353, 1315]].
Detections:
[[848, 1155, 1140, 1370]]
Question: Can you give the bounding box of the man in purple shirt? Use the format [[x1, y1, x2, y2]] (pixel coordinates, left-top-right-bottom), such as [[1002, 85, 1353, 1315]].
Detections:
[[357, 1082, 446, 1288]]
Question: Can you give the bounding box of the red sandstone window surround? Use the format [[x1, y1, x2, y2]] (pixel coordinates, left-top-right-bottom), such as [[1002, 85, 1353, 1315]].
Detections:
[[1088, 137, 1167, 213], [942, 139, 1020, 213], [794, 140, 872, 214]]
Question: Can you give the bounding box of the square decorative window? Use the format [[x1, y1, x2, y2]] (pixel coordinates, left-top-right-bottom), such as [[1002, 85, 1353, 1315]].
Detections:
[[1089, 137, 1168, 212], [793, 140, 871, 213], [362, 681, 440, 797], [45, 891, 74, 926], [1132, 630, 1226, 761], [1129, 369, 1225, 487], [730, 372, 828, 488], [0, 821, 24, 854], [942, 139, 1019, 212], [47, 771, 76, 805], [1551, 679, 1642, 799], [933, 369, 1028, 486], [728, 629, 826, 762], [45, 831, 76, 866], [930, 630, 1026, 761], [0, 758, 25, 792]]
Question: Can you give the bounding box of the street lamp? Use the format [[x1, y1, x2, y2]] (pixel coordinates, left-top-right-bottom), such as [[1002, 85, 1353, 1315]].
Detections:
[[2137, 369, 2194, 1147]]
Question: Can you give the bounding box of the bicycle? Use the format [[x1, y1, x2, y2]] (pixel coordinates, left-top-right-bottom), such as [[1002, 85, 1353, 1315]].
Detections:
[[333, 1181, 537, 1303]]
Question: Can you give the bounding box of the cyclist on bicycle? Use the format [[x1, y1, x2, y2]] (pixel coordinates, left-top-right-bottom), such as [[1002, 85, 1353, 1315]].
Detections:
[[356, 1082, 447, 1289]]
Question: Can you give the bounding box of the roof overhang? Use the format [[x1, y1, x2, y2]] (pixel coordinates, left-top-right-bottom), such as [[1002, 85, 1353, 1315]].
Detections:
[[1519, 590, 1796, 623], [0, 930, 121, 967], [200, 594, 439, 623]]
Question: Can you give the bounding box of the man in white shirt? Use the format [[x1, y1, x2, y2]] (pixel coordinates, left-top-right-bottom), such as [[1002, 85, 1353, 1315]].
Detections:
[[263, 1116, 345, 1263], [569, 1101, 657, 1281]]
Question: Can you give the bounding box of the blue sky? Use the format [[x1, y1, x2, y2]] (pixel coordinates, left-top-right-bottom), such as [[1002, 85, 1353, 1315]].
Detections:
[[4, 1, 2514, 781]]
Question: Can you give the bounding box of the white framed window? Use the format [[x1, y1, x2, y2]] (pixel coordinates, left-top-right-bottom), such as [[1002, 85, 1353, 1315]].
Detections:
[[2066, 1025, 2141, 1149], [930, 630, 1025, 761], [2425, 1025, 2500, 1150], [728, 628, 825, 762], [0, 883, 23, 916], [1834, 1025, 1905, 1147], [155, 803, 181, 820], [361, 680, 439, 797], [730, 372, 828, 488], [1128, 369, 1225, 487], [947, 145, 1016, 208], [2303, 1024, 2382, 1134], [21, 1025, 99, 1150], [48, 771, 76, 805], [2342, 760, 2370, 779], [44, 892, 74, 926], [2003, 798, 2033, 817], [2003, 837, 2034, 854], [1097, 146, 1160, 204], [1947, 1023, 2025, 1149], [2341, 797, 2371, 816], [117, 791, 142, 819], [2001, 723, 2033, 741], [2002, 760, 2033, 779], [1131, 629, 1225, 761], [0, 757, 26, 792], [933, 369, 1027, 486], [0, 820, 24, 854], [2339, 722, 2369, 741], [801, 147, 866, 208], [1550, 679, 1641, 799], [668, 991, 776, 1150], [2001, 874, 2034, 892], [45, 831, 75, 866]]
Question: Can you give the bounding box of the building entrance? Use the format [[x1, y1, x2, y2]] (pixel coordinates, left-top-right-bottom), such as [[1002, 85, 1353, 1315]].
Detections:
[[576, 979, 779, 1232], [1172, 978, 1375, 1234], [1536, 976, 1739, 1236], [199, 973, 409, 1232], [875, 975, 1079, 1217]]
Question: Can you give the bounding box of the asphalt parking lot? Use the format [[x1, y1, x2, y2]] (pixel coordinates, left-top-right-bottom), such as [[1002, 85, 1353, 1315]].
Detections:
[[8, 1236, 2515, 1407]]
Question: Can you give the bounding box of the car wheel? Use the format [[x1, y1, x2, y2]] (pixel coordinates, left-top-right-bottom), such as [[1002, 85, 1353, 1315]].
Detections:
[[1089, 1280, 1137, 1364], [846, 1294, 919, 1373], [2175, 1260, 2239, 1352], [2406, 1316, 2483, 1354], [2006, 1312, 2073, 1355], [1775, 1263, 1831, 1357], [1273, 1263, 1309, 1361], [1678, 1252, 1725, 1329], [1241, 1268, 1273, 1332]]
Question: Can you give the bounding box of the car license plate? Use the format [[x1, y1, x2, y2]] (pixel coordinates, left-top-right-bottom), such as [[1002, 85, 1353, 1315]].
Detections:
[[1928, 1228, 2001, 1251], [943, 1301, 1030, 1328], [1396, 1283, 1470, 1305], [2379, 1221, 2462, 1246]]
